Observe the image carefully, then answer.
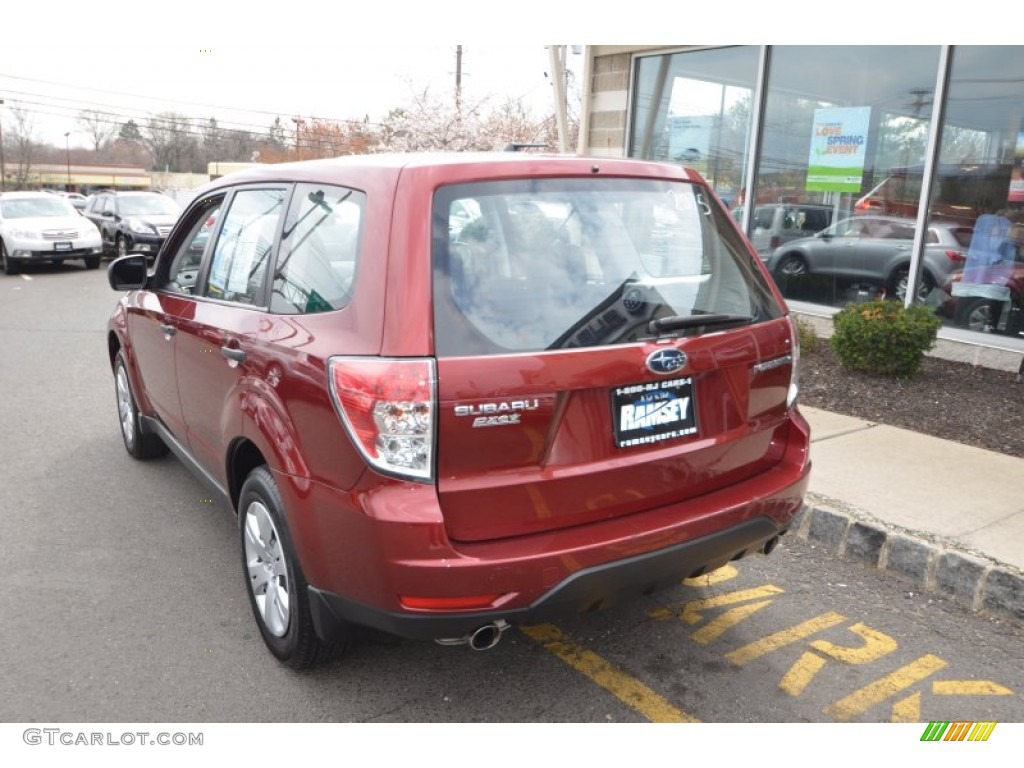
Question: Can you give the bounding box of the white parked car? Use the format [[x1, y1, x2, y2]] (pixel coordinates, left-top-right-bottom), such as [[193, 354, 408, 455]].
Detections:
[[55, 191, 89, 211], [0, 191, 103, 274]]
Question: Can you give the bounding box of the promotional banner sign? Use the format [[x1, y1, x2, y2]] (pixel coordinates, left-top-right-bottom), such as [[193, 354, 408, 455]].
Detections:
[[807, 107, 871, 192]]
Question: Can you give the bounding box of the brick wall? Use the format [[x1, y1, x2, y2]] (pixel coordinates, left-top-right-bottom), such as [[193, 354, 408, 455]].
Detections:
[[586, 52, 631, 157]]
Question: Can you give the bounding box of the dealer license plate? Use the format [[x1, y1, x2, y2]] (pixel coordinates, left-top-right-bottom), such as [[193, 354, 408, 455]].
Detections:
[[612, 377, 698, 449], [54, 242, 72, 252]]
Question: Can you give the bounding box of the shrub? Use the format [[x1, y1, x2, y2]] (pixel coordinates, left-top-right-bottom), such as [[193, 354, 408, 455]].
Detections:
[[830, 299, 941, 377], [792, 316, 821, 354]]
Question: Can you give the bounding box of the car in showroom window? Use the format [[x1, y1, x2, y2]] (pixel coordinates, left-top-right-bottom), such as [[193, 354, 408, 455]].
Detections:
[[766, 214, 973, 303], [105, 154, 810, 668]]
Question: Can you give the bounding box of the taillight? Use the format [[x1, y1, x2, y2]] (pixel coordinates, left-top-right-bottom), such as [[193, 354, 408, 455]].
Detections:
[[786, 316, 800, 408], [769, 235, 780, 250], [328, 357, 437, 482], [945, 249, 966, 263]]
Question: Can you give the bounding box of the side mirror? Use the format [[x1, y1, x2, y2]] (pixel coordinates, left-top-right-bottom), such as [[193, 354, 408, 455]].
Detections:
[[108, 254, 149, 291]]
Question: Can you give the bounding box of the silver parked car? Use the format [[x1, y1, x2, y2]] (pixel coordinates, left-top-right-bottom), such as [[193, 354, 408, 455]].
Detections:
[[766, 215, 974, 302], [0, 191, 103, 274]]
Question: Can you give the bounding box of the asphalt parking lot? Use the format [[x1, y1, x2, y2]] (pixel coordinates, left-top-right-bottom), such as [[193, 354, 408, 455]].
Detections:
[[2, 264, 1022, 726]]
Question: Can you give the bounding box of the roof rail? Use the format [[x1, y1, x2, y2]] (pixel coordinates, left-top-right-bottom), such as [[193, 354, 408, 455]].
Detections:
[[503, 143, 549, 152]]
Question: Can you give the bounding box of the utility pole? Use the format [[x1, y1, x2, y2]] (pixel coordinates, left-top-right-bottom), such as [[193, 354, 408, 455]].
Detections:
[[64, 132, 71, 189], [291, 117, 305, 159], [455, 45, 463, 114], [548, 46, 570, 153]]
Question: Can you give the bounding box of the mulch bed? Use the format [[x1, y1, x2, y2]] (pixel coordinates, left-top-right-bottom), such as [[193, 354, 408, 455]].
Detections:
[[799, 342, 1024, 458]]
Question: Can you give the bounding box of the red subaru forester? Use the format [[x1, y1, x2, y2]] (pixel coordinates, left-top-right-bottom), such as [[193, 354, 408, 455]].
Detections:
[[107, 153, 811, 668]]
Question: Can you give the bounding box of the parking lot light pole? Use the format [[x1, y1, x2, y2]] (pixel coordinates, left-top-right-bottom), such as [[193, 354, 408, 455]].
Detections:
[[64, 132, 71, 190], [291, 117, 305, 160]]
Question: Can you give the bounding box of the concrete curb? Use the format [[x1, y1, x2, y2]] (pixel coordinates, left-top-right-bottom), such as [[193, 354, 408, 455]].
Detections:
[[789, 496, 1024, 625]]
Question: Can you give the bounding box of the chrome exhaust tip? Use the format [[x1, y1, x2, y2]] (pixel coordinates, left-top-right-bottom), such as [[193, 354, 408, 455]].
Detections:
[[435, 620, 510, 651]]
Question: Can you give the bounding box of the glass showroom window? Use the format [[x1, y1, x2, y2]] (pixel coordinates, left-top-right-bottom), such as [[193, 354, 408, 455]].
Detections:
[[753, 46, 941, 309], [929, 46, 1024, 340], [629, 46, 759, 209]]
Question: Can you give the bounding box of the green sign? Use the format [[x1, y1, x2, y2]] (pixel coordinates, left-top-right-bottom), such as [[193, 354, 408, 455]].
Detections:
[[807, 107, 871, 192]]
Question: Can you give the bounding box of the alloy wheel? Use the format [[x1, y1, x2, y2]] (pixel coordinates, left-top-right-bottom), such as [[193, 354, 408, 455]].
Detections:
[[115, 364, 136, 450], [778, 255, 806, 277], [243, 501, 291, 638], [966, 302, 996, 333]]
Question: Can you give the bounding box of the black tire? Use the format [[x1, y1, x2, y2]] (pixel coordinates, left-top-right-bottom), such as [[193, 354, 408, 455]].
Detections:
[[1, 240, 18, 276], [955, 297, 1002, 333], [889, 266, 934, 303], [84, 256, 101, 270], [774, 253, 807, 279], [239, 466, 346, 669], [113, 351, 168, 459]]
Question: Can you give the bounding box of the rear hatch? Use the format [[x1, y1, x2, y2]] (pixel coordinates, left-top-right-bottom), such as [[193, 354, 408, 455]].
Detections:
[[432, 176, 795, 543]]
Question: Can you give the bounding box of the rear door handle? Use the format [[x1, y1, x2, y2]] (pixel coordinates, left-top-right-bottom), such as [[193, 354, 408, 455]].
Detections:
[[220, 346, 246, 365]]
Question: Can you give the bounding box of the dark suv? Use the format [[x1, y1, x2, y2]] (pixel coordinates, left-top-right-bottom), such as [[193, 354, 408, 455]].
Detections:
[[84, 191, 180, 259], [106, 154, 811, 668]]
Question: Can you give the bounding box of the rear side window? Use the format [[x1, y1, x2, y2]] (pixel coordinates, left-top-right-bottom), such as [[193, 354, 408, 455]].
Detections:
[[270, 183, 364, 315], [432, 178, 782, 357], [753, 206, 776, 230], [800, 208, 830, 231], [951, 227, 974, 248]]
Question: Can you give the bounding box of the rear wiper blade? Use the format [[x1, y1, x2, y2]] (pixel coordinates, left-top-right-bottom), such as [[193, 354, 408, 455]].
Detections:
[[648, 313, 754, 334]]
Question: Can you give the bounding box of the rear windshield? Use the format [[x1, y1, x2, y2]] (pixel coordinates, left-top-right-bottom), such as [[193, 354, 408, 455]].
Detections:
[[432, 177, 783, 356]]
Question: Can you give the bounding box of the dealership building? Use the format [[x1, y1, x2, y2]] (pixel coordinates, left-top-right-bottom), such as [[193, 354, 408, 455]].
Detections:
[[575, 46, 1024, 370]]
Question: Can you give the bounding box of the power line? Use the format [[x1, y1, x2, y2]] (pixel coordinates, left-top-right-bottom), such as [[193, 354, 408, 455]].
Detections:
[[0, 89, 279, 136], [0, 72, 385, 130]]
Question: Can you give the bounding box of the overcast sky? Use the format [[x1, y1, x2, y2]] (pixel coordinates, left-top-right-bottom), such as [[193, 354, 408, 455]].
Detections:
[[1, 4, 1017, 149], [1, 44, 578, 147], [0, 3, 599, 148]]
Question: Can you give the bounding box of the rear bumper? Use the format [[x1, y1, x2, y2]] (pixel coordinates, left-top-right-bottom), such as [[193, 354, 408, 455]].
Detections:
[[288, 411, 811, 643], [308, 513, 792, 642], [121, 232, 166, 253], [8, 245, 102, 261]]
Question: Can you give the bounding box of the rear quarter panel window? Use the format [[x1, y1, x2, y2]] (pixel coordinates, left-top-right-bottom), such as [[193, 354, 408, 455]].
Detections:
[[270, 184, 365, 315]]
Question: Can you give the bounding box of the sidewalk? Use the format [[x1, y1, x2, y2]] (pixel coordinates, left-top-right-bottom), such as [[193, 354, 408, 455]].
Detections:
[[791, 406, 1024, 623]]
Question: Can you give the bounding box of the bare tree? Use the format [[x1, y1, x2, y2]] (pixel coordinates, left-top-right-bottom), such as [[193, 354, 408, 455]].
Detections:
[[223, 128, 258, 162], [77, 109, 117, 152], [201, 117, 223, 165], [144, 112, 200, 172], [9, 106, 40, 189]]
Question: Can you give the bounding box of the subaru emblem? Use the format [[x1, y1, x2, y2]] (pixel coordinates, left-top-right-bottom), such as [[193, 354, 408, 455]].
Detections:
[[646, 348, 687, 375]]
